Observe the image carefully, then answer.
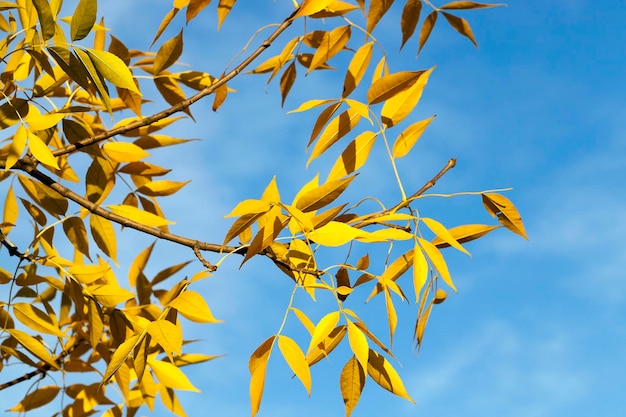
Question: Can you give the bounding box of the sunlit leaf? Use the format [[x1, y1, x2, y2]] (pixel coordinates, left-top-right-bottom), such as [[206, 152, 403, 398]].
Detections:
[[400, 0, 422, 50], [366, 0, 394, 34], [154, 30, 183, 74], [32, 0, 55, 40], [391, 115, 435, 156], [90, 284, 134, 307], [295, 175, 355, 212], [249, 336, 275, 417], [432, 223, 500, 248], [367, 350, 414, 403], [294, 0, 335, 18], [8, 385, 60, 412], [308, 25, 351, 74], [28, 131, 60, 169], [168, 290, 222, 323], [367, 71, 425, 105], [108, 204, 174, 227], [306, 325, 346, 366], [102, 142, 150, 162], [7, 329, 59, 369], [347, 320, 369, 370], [382, 68, 434, 128], [327, 131, 377, 181], [147, 320, 183, 360], [412, 243, 429, 302], [440, 1, 502, 10], [217, 0, 236, 29], [148, 357, 200, 392], [421, 217, 470, 255], [340, 356, 365, 417], [442, 12, 478, 47], [482, 193, 527, 239], [186, 0, 212, 22], [343, 41, 373, 97], [278, 335, 312, 395], [417, 237, 456, 292], [418, 11, 438, 53], [136, 180, 190, 197], [308, 109, 361, 166], [84, 48, 141, 94], [307, 311, 341, 354], [71, 0, 97, 41], [306, 221, 366, 247], [13, 303, 66, 338]]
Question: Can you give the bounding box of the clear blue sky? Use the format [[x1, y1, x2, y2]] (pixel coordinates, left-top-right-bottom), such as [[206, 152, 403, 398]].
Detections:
[[2, 1, 625, 416]]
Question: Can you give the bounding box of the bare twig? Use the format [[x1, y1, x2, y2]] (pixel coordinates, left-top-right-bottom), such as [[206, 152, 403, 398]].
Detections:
[[0, 339, 85, 391]]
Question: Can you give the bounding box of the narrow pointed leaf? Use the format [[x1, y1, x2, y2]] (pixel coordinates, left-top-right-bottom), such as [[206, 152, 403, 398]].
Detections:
[[367, 350, 415, 403], [343, 41, 373, 97], [328, 131, 377, 181], [482, 193, 527, 239], [8, 385, 60, 412], [278, 335, 312, 395], [432, 224, 500, 248], [154, 30, 184, 74], [149, 357, 200, 392], [307, 311, 341, 354], [418, 11, 438, 53], [308, 109, 361, 166], [7, 329, 59, 369], [421, 217, 470, 255], [367, 71, 425, 105], [382, 67, 434, 128], [71, 0, 97, 41], [400, 0, 422, 50], [392, 115, 435, 157], [418, 237, 456, 292], [168, 290, 222, 323], [442, 12, 478, 47], [340, 356, 365, 417], [249, 336, 275, 417]]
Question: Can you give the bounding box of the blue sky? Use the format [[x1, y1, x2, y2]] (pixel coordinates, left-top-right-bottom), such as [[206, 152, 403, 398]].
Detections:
[[2, 1, 626, 416]]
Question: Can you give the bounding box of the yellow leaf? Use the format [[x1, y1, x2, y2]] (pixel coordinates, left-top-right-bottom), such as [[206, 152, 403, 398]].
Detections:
[[102, 334, 140, 386], [482, 193, 528, 239], [432, 223, 500, 248], [148, 357, 200, 392], [284, 204, 315, 233], [8, 385, 60, 412], [367, 71, 425, 105], [147, 320, 183, 359], [89, 284, 134, 307], [307, 311, 341, 354], [367, 350, 414, 403], [2, 185, 18, 234], [217, 0, 236, 29], [185, 0, 209, 21], [400, 0, 422, 50], [261, 176, 281, 204], [278, 335, 312, 395], [306, 101, 342, 148], [295, 175, 355, 212], [154, 30, 183, 74], [308, 25, 351, 74], [343, 41, 373, 97], [288, 98, 335, 114], [357, 227, 413, 243], [327, 131, 377, 181], [347, 320, 369, 370], [340, 356, 365, 417], [249, 336, 275, 417], [412, 243, 429, 302], [308, 108, 361, 166], [90, 215, 117, 261], [418, 237, 457, 292], [107, 204, 175, 227], [102, 142, 150, 162], [384, 288, 397, 343], [7, 329, 59, 369], [382, 68, 434, 128], [168, 290, 222, 323], [85, 48, 141, 94], [440, 1, 503, 9], [67, 264, 111, 284], [13, 303, 66, 338], [306, 325, 346, 366], [366, 0, 394, 34], [63, 217, 90, 258], [71, 0, 97, 41], [32, 0, 55, 40], [294, 0, 335, 18], [0, 98, 29, 130], [421, 217, 470, 255], [280, 61, 297, 107], [391, 115, 436, 157], [225, 199, 271, 218], [6, 125, 27, 170], [306, 221, 366, 247], [343, 99, 372, 123], [136, 180, 190, 197], [418, 11, 438, 54], [26, 112, 65, 130], [290, 307, 315, 335], [442, 12, 478, 47]]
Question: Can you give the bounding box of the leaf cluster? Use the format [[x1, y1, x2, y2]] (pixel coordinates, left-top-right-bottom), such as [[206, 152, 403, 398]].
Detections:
[[0, 1, 524, 417]]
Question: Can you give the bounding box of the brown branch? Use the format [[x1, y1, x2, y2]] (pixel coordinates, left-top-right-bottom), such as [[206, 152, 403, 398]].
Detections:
[[47, 9, 299, 158], [18, 164, 239, 254], [0, 339, 85, 391]]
